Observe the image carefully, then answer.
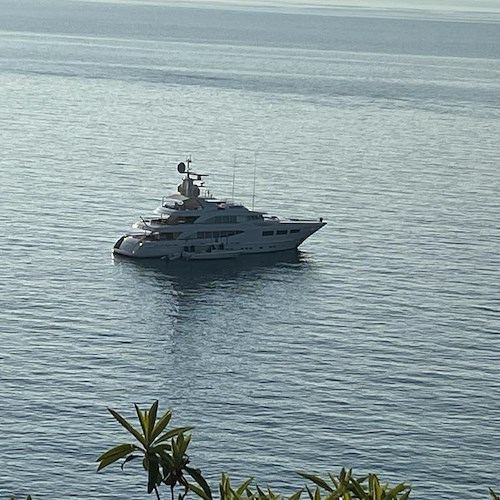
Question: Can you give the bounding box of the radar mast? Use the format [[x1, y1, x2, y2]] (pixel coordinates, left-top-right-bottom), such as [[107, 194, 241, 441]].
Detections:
[[176, 157, 207, 198]]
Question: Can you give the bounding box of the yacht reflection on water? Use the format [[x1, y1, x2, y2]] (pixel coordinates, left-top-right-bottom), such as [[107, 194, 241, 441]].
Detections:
[[112, 248, 310, 291]]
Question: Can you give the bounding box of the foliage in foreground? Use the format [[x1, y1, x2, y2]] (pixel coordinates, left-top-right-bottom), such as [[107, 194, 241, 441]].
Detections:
[[97, 401, 500, 500], [97, 400, 412, 499], [7, 401, 500, 500]]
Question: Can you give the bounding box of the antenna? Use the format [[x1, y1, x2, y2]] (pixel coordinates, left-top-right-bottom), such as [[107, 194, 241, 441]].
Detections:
[[231, 155, 236, 203], [252, 152, 257, 211]]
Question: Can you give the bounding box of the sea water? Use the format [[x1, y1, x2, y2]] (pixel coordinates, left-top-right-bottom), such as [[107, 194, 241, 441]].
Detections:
[[0, 1, 499, 498]]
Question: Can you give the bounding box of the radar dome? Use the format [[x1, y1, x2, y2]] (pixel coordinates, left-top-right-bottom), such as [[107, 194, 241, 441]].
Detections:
[[177, 162, 186, 173]]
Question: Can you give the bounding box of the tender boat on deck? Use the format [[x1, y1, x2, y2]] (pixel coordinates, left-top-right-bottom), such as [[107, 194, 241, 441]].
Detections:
[[113, 159, 326, 260]]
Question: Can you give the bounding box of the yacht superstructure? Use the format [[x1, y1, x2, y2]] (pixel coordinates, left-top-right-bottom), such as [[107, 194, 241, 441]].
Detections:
[[113, 159, 325, 260]]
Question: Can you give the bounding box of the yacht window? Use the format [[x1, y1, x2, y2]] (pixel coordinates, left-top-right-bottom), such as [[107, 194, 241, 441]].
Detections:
[[290, 229, 300, 233], [145, 232, 178, 240], [205, 215, 238, 224], [277, 230, 288, 235], [223, 231, 243, 237], [262, 231, 274, 236], [168, 216, 199, 224], [178, 216, 198, 224], [159, 232, 178, 240], [197, 230, 242, 239]]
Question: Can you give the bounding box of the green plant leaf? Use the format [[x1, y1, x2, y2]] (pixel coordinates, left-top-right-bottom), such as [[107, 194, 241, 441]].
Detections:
[[150, 443, 173, 454], [304, 486, 315, 500], [266, 488, 277, 500], [255, 484, 266, 497], [151, 409, 173, 442], [155, 426, 194, 444], [96, 443, 137, 471], [97, 443, 136, 463], [339, 468, 348, 482], [348, 476, 367, 498], [368, 474, 382, 500], [289, 489, 303, 500], [386, 482, 410, 498], [160, 452, 175, 469], [108, 408, 146, 446], [172, 433, 192, 462], [146, 453, 160, 494], [220, 472, 246, 499], [219, 473, 230, 498], [327, 473, 341, 491], [313, 486, 321, 500], [400, 490, 411, 500], [235, 477, 254, 495], [185, 466, 212, 499], [121, 454, 140, 470], [148, 400, 159, 440], [135, 404, 150, 442], [188, 482, 212, 500], [331, 468, 354, 498], [299, 473, 334, 492]]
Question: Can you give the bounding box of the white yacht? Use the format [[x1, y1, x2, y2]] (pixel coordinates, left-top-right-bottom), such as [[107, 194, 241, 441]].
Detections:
[[113, 159, 326, 260]]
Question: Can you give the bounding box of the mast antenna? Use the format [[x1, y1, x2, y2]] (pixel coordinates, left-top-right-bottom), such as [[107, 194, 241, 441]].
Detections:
[[252, 152, 257, 211], [231, 155, 236, 203]]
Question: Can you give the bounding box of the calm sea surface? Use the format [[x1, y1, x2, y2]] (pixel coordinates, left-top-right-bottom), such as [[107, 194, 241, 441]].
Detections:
[[1, 1, 499, 498]]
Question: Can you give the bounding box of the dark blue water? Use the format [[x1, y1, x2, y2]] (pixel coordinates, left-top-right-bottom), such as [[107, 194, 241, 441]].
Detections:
[[1, 1, 499, 498]]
